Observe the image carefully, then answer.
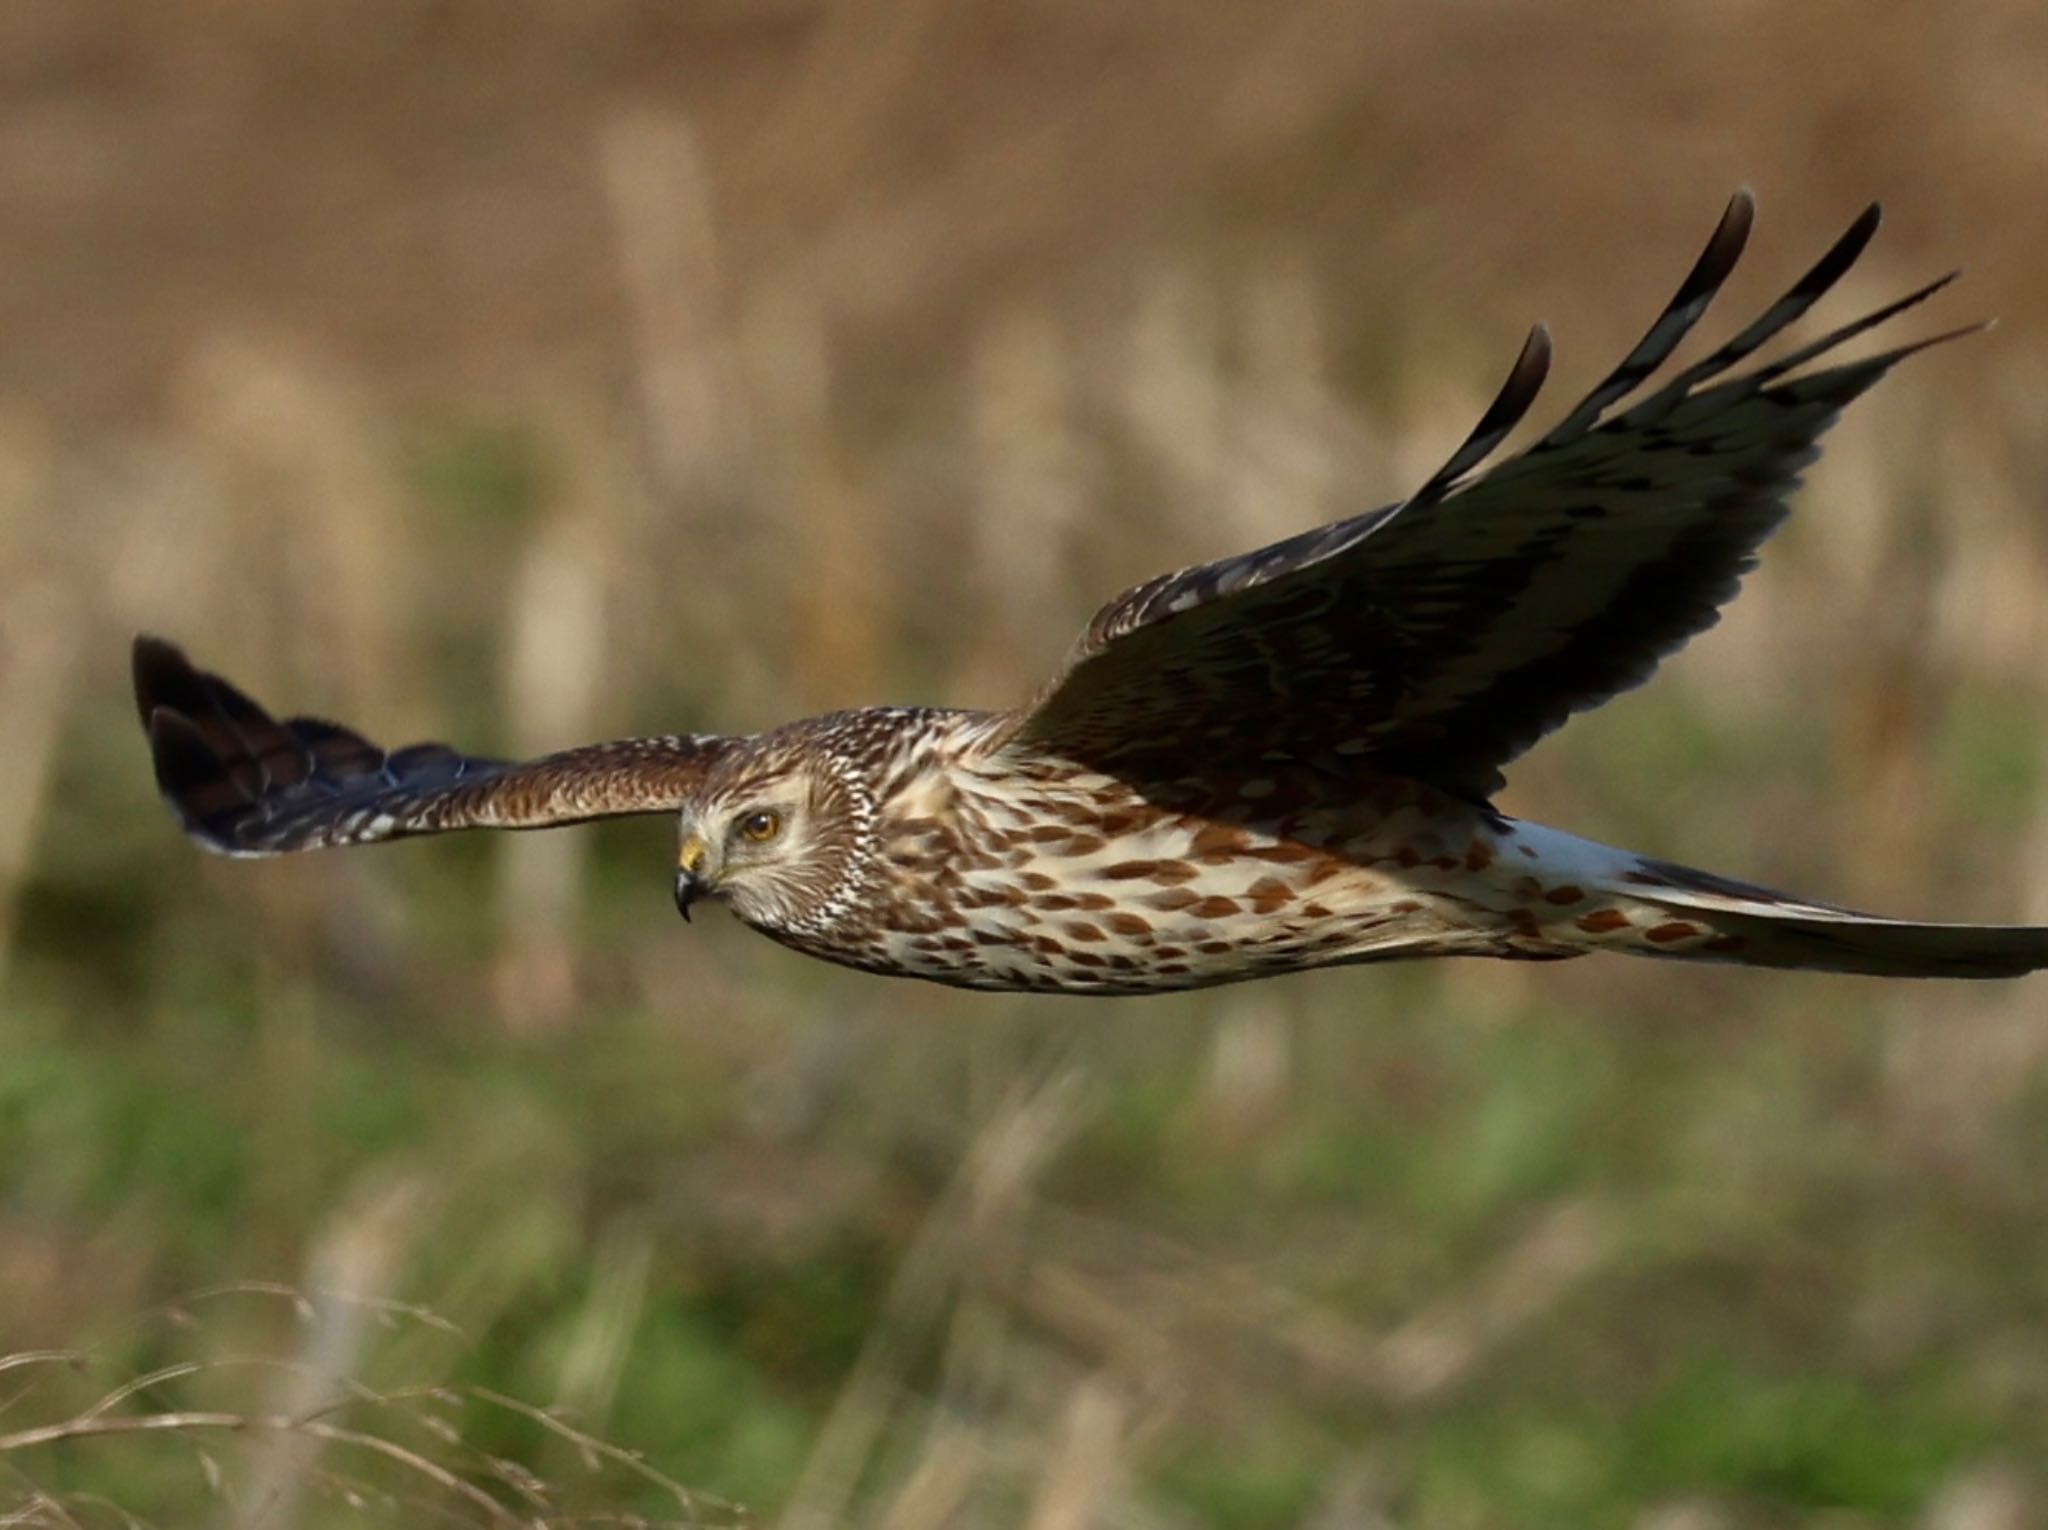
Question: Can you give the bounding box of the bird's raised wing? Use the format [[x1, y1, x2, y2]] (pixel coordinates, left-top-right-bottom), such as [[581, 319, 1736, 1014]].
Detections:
[[134, 637, 730, 856], [999, 193, 1973, 800]]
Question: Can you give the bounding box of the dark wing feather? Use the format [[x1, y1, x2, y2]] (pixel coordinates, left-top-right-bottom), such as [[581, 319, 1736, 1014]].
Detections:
[[134, 637, 729, 856], [1000, 193, 1972, 800]]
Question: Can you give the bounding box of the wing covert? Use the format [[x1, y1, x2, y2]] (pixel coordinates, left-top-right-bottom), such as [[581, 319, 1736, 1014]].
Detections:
[[134, 637, 730, 856]]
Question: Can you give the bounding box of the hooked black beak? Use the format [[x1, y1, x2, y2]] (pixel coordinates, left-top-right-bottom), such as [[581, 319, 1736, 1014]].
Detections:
[[675, 834, 711, 922], [674, 869, 705, 922]]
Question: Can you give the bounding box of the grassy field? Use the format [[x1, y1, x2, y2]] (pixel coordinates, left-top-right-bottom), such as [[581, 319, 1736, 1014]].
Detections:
[[6, 4, 2048, 1525]]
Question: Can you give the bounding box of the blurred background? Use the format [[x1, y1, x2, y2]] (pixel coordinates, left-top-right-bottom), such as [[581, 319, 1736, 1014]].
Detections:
[[6, 2, 2048, 1525]]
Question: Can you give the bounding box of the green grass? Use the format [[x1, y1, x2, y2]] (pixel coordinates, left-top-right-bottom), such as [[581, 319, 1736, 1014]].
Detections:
[[11, 832, 2046, 1523]]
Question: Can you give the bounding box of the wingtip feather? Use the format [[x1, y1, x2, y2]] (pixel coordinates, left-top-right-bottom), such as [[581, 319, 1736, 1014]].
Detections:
[[132, 633, 199, 730], [145, 708, 260, 855], [1406, 322, 1555, 506]]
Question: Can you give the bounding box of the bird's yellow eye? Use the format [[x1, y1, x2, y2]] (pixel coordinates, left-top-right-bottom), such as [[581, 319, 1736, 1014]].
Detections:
[[737, 809, 782, 844]]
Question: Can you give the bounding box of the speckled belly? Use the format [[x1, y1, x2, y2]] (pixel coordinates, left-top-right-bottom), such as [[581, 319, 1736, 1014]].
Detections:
[[859, 769, 1559, 995]]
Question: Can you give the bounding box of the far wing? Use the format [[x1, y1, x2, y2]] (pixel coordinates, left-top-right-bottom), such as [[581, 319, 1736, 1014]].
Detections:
[[999, 193, 1970, 800], [134, 637, 730, 856]]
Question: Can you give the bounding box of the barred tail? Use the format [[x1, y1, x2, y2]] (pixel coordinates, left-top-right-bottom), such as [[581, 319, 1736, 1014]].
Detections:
[[1498, 821, 2048, 980], [1600, 862, 2048, 980]]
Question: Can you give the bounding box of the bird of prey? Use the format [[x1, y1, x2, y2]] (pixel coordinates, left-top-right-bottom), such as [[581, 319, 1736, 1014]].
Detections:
[[135, 193, 2048, 994]]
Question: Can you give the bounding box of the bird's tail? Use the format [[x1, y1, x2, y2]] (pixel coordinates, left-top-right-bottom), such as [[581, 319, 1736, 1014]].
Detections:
[[1502, 821, 2048, 979], [1590, 859, 2048, 979]]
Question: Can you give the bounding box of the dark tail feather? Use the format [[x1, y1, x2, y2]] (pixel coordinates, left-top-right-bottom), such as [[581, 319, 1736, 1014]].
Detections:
[[1617, 876, 2048, 980]]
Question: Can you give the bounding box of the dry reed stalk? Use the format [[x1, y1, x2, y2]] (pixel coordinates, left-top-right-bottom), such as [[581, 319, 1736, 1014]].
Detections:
[[1363, 1197, 1612, 1406], [492, 466, 613, 1033], [0, 416, 73, 994], [776, 1068, 1091, 1530], [739, 281, 833, 460], [0, 583, 74, 997], [598, 106, 743, 503], [173, 337, 419, 732], [600, 104, 824, 717], [1921, 1462, 2038, 1530], [1120, 259, 1225, 525], [0, 1279, 746, 1528], [1631, 1503, 1737, 1530], [1862, 387, 2048, 1163], [549, 1219, 653, 1445], [1835, 412, 1944, 906], [786, 442, 891, 712], [230, 1174, 430, 1530], [1294, 1459, 1398, 1530], [1881, 789, 2048, 1162], [246, 982, 325, 1260], [8, 1409, 532, 1528], [871, 1424, 983, 1530], [0, 1489, 88, 1528], [168, 339, 425, 994], [1196, 992, 1295, 1143], [1224, 248, 1337, 548], [1020, 1376, 1130, 1530], [1004, 1261, 1192, 1407], [1925, 402, 2048, 688], [737, 278, 887, 710], [1023, 1196, 1614, 1414], [748, 0, 944, 212], [1190, 257, 1349, 1136], [966, 305, 1088, 699], [94, 439, 224, 642]]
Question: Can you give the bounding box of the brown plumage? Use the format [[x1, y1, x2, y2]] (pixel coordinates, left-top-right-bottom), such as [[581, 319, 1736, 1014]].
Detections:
[[136, 193, 2048, 993]]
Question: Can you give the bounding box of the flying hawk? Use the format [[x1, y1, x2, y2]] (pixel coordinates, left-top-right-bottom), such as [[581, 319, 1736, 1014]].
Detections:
[[136, 193, 2048, 994]]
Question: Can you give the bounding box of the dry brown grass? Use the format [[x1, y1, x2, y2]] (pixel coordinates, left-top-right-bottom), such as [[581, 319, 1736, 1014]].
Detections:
[[0, 1286, 747, 1528]]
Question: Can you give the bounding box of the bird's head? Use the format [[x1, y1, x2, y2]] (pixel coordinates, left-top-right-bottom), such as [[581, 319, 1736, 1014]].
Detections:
[[672, 727, 877, 935]]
